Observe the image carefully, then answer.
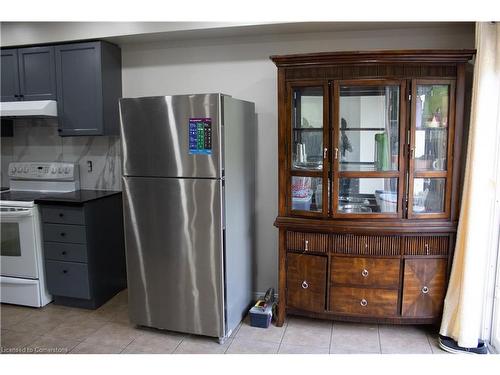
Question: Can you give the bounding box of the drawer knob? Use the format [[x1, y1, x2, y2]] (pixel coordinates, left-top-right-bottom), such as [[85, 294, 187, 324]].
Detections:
[[301, 281, 309, 289], [59, 213, 64, 218], [62, 270, 68, 274], [60, 232, 66, 237], [424, 243, 430, 255], [61, 251, 67, 255], [421, 286, 429, 294], [360, 299, 368, 307], [304, 240, 309, 252], [361, 269, 369, 277]]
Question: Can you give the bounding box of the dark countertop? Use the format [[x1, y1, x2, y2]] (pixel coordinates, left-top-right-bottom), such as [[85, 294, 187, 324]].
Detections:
[[1, 189, 120, 205], [34, 189, 121, 205]]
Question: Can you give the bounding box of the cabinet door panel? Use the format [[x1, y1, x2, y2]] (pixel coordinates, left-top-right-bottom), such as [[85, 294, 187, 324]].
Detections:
[[402, 258, 446, 317], [288, 82, 329, 217], [333, 80, 406, 219], [55, 42, 103, 136], [18, 46, 57, 101], [286, 253, 327, 312], [408, 80, 455, 219], [1, 49, 20, 102]]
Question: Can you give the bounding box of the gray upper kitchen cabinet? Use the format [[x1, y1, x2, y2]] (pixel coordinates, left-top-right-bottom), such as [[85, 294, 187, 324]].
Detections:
[[0, 46, 57, 102], [1, 49, 20, 101], [54, 41, 122, 136]]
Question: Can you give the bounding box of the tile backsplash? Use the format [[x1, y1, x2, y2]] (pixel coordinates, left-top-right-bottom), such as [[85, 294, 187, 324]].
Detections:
[[0, 119, 121, 190]]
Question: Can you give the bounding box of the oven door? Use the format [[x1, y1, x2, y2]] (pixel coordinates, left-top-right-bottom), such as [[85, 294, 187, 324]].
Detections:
[[0, 206, 39, 279]]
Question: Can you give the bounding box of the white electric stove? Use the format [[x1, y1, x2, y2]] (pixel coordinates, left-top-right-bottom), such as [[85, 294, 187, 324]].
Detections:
[[0, 162, 79, 307]]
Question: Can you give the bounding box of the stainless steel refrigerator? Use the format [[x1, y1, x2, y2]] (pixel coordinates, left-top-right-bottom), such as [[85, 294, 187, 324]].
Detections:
[[119, 94, 255, 342]]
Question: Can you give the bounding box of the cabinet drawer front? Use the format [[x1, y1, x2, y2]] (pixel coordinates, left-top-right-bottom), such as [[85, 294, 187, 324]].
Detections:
[[45, 260, 90, 299], [286, 253, 327, 312], [333, 235, 400, 256], [402, 259, 447, 318], [44, 242, 87, 263], [330, 287, 398, 317], [42, 206, 85, 225], [402, 236, 449, 256], [331, 256, 400, 288], [43, 223, 86, 244], [287, 231, 330, 253]]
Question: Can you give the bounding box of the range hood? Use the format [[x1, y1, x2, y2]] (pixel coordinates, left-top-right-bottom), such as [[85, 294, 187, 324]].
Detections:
[[0, 100, 58, 118]]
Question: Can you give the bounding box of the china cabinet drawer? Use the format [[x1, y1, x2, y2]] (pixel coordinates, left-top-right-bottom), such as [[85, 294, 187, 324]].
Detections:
[[286, 253, 327, 312], [45, 260, 91, 299], [287, 231, 330, 254], [402, 258, 447, 317], [44, 242, 88, 263], [332, 235, 400, 256], [330, 286, 398, 317], [43, 223, 87, 244], [402, 236, 449, 256], [42, 205, 85, 225], [331, 256, 400, 288]]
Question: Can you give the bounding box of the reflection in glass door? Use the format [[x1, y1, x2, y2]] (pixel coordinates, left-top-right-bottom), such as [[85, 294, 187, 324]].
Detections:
[[334, 81, 404, 217], [409, 80, 455, 218], [291, 86, 324, 171], [289, 83, 328, 216]]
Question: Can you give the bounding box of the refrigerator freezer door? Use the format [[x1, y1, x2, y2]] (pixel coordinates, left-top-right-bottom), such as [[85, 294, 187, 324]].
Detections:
[[123, 176, 225, 338], [120, 94, 222, 178]]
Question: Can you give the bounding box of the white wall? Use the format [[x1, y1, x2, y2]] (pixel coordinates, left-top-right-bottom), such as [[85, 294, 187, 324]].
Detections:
[[120, 25, 474, 294]]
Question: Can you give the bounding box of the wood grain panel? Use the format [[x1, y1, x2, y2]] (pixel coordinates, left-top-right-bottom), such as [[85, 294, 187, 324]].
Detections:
[[286, 253, 327, 313], [285, 64, 458, 80], [271, 50, 475, 67], [402, 259, 447, 317], [286, 231, 330, 253], [402, 236, 449, 256], [330, 286, 398, 317], [331, 256, 400, 288], [332, 234, 400, 256]]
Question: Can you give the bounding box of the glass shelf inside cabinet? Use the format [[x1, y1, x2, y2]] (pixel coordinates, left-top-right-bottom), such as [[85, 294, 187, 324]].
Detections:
[[414, 85, 449, 171], [339, 85, 400, 172], [291, 86, 323, 171]]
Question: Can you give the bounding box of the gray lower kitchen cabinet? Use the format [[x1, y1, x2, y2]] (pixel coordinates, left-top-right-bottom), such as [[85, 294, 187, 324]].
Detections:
[[54, 41, 122, 136], [40, 193, 126, 309], [1, 46, 56, 102]]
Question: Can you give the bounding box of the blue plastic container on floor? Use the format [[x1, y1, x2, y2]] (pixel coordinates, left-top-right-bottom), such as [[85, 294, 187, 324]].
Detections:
[[249, 300, 273, 328]]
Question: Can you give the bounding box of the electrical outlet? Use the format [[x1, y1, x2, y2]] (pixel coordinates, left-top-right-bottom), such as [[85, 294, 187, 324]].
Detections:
[[87, 160, 93, 172]]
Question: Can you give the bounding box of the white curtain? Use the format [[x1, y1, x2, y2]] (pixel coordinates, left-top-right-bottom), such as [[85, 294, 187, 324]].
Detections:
[[440, 22, 500, 348]]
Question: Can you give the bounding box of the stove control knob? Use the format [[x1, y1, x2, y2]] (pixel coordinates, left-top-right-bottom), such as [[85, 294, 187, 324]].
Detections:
[[23, 167, 29, 173], [58, 167, 63, 173], [10, 167, 16, 173], [51, 168, 56, 174], [64, 167, 70, 174]]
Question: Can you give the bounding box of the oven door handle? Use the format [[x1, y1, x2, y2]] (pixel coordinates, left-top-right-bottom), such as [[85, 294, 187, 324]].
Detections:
[[0, 276, 38, 285], [0, 211, 33, 218]]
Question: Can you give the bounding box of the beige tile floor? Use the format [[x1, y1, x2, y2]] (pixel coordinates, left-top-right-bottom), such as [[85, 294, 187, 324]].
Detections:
[[0, 289, 446, 354]]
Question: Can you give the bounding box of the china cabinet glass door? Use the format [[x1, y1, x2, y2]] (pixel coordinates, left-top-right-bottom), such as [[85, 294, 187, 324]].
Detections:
[[408, 79, 455, 219], [332, 80, 406, 218], [288, 82, 329, 216]]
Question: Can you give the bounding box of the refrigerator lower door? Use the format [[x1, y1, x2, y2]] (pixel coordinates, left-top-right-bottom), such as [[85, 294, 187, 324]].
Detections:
[[123, 176, 225, 338]]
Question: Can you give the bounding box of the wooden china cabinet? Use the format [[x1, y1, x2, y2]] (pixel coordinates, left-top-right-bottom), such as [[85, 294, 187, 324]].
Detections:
[[271, 50, 475, 326]]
